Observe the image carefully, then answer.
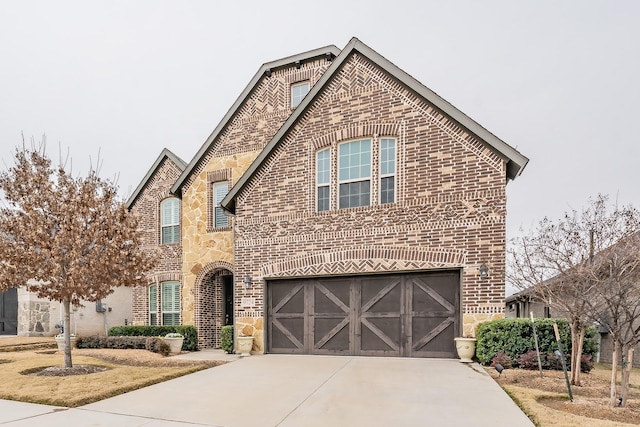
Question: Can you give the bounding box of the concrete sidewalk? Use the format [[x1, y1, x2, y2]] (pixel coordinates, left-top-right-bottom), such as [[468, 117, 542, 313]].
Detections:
[[1, 355, 534, 427]]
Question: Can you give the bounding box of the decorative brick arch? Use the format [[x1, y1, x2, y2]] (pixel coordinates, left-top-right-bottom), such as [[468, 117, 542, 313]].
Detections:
[[260, 246, 466, 278], [194, 261, 234, 349]]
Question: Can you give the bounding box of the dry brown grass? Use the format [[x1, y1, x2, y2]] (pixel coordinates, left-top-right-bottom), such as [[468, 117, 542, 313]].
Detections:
[[0, 348, 222, 407], [489, 364, 640, 427]]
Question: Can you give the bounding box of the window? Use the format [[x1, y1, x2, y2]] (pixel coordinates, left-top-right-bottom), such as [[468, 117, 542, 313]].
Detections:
[[161, 281, 180, 326], [149, 285, 158, 326], [380, 138, 396, 204], [316, 148, 330, 211], [338, 139, 371, 209], [291, 81, 310, 108], [160, 198, 180, 244], [213, 182, 229, 228]]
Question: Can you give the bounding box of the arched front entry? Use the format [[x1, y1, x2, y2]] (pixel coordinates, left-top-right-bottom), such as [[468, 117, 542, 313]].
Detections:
[[195, 263, 233, 349]]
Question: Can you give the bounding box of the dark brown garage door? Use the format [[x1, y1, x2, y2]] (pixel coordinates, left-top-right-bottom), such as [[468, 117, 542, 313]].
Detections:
[[267, 271, 459, 357]]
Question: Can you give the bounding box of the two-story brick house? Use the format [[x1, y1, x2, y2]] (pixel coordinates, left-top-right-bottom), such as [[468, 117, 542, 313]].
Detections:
[[130, 37, 528, 357]]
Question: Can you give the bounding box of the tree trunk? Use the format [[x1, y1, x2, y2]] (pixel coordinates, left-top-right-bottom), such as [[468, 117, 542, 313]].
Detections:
[[610, 340, 619, 407], [569, 321, 584, 386], [620, 346, 634, 407], [63, 298, 72, 368], [573, 326, 585, 386]]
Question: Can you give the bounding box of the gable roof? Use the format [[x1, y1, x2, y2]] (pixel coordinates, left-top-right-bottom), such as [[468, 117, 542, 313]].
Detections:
[[221, 37, 529, 214], [170, 44, 342, 197], [126, 148, 187, 209]]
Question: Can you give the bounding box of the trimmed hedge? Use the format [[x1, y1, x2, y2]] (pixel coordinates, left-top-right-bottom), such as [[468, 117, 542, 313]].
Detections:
[[76, 335, 171, 356], [476, 318, 598, 367], [221, 325, 233, 354], [108, 325, 198, 351]]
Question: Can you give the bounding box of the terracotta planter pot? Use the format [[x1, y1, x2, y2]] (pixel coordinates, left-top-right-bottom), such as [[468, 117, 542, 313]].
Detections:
[[454, 337, 477, 363]]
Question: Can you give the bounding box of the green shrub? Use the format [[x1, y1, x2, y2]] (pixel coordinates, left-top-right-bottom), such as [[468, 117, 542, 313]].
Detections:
[[76, 336, 107, 349], [155, 340, 171, 357], [108, 325, 198, 351], [476, 318, 598, 367], [76, 335, 169, 356], [221, 325, 233, 354]]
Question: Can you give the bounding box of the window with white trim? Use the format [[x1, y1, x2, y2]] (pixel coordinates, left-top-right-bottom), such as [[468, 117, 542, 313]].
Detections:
[[380, 138, 396, 204], [160, 198, 180, 244], [149, 285, 158, 326], [291, 81, 310, 108], [316, 148, 330, 211], [213, 182, 229, 228], [161, 281, 180, 326], [338, 139, 371, 209]]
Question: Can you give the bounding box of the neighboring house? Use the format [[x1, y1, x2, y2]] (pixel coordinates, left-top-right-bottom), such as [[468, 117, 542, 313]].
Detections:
[[0, 284, 132, 337], [505, 289, 552, 319], [130, 37, 529, 358]]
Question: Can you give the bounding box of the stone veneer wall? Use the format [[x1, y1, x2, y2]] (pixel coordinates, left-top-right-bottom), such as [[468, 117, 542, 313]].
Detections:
[[18, 300, 51, 336], [232, 52, 510, 353], [179, 57, 335, 347], [130, 156, 185, 326]]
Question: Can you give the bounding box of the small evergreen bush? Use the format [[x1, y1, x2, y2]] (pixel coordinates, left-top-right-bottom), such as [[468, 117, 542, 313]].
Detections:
[[476, 318, 598, 368], [221, 325, 234, 354], [108, 325, 198, 351]]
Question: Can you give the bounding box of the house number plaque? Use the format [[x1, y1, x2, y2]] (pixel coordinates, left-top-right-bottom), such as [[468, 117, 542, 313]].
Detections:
[[241, 297, 255, 308]]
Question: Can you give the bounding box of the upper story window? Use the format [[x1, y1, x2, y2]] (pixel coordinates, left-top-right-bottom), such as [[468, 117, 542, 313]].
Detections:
[[213, 181, 229, 228], [316, 148, 331, 211], [338, 139, 371, 209], [291, 81, 310, 108], [380, 138, 396, 204], [316, 136, 397, 212], [160, 198, 180, 244]]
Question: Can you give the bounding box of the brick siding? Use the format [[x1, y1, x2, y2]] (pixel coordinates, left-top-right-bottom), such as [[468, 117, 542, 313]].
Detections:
[[129, 156, 184, 326], [232, 52, 509, 351]]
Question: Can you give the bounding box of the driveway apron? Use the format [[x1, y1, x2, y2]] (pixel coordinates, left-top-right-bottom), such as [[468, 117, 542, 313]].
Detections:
[[1, 355, 533, 426], [80, 355, 533, 427]]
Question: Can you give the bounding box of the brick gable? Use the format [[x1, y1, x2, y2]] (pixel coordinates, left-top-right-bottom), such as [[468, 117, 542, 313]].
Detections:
[[232, 49, 512, 350]]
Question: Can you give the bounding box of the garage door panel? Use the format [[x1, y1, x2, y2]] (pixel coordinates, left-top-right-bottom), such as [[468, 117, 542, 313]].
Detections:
[[271, 282, 305, 313], [314, 319, 350, 353], [412, 317, 455, 357], [268, 271, 459, 358], [360, 317, 401, 354], [412, 279, 455, 313], [361, 278, 401, 313], [314, 282, 349, 313], [270, 318, 305, 352]]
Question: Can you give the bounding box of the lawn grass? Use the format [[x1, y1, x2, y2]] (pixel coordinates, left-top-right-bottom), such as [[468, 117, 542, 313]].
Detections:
[[0, 350, 217, 407], [500, 364, 640, 427]]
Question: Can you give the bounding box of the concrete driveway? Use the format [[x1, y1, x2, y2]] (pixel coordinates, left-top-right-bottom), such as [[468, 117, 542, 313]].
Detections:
[[1, 355, 533, 427]]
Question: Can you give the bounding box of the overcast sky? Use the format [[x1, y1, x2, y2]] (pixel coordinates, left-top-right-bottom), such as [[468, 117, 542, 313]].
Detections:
[[1, 1, 639, 259]]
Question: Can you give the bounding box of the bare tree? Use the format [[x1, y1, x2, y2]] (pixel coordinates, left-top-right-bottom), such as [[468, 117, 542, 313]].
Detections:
[[588, 229, 640, 406], [507, 195, 636, 387], [0, 143, 155, 368]]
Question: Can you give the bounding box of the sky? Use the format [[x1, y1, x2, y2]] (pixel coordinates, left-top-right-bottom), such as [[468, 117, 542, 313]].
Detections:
[[1, 1, 639, 269]]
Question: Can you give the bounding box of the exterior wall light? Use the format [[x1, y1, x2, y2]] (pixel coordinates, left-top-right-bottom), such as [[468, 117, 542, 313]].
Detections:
[[479, 264, 489, 279], [243, 276, 252, 290]]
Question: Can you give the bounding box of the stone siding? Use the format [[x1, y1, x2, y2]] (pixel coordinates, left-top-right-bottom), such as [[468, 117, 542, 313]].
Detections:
[[232, 52, 509, 353], [179, 57, 334, 347]]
